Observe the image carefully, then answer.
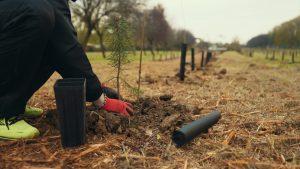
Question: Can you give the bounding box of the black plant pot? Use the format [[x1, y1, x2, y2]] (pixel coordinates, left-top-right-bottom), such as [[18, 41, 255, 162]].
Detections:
[[54, 78, 86, 148]]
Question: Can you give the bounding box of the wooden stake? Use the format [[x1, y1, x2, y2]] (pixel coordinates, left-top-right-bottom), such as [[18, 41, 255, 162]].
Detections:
[[138, 14, 145, 99]]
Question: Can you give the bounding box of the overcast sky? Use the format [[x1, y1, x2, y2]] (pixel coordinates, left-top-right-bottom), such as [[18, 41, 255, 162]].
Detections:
[[147, 0, 300, 44]]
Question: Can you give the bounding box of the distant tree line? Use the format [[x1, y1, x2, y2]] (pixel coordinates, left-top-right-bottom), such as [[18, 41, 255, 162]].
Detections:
[[247, 34, 272, 48], [70, 1, 196, 57], [247, 16, 300, 48]]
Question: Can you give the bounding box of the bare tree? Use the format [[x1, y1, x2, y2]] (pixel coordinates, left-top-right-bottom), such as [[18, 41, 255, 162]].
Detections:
[[145, 5, 172, 58], [173, 29, 196, 47], [71, 0, 143, 57], [72, 0, 106, 49]]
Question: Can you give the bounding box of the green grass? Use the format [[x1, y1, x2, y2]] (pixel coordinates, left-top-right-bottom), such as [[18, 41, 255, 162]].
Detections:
[[242, 50, 300, 69], [86, 50, 181, 63]]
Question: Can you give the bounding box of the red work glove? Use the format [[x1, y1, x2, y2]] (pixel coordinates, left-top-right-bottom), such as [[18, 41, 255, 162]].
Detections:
[[101, 97, 134, 117]]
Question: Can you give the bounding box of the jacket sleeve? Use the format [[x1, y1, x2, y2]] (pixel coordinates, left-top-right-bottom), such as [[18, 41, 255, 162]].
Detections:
[[48, 0, 102, 102], [55, 44, 103, 102]]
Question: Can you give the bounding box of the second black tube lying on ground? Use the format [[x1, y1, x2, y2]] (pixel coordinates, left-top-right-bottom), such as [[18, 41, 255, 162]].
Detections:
[[172, 111, 221, 147]]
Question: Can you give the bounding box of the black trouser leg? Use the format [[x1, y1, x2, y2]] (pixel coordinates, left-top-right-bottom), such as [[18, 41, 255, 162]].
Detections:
[[0, 0, 55, 119], [0, 0, 102, 120], [22, 51, 56, 103]]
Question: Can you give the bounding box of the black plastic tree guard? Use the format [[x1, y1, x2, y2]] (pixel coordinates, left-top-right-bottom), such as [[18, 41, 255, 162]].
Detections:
[[201, 50, 205, 70], [179, 43, 187, 81], [54, 78, 86, 148], [191, 48, 195, 71], [206, 51, 212, 65], [172, 111, 221, 147]]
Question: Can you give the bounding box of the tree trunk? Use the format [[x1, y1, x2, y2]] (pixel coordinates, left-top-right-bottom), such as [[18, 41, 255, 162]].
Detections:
[[96, 30, 106, 58], [292, 52, 295, 63], [148, 40, 155, 60], [272, 50, 275, 60], [156, 49, 162, 61], [82, 27, 93, 50], [150, 48, 155, 61], [266, 50, 269, 59]]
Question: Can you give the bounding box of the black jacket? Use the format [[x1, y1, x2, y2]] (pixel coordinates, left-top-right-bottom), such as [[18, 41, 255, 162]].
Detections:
[[47, 0, 102, 102]]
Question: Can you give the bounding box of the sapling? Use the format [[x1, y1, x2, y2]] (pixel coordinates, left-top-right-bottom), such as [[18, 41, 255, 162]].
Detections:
[[108, 16, 133, 97]]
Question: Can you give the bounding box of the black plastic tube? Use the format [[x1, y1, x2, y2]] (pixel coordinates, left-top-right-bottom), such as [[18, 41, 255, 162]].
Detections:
[[201, 50, 205, 70], [172, 111, 221, 147], [54, 78, 86, 148], [191, 48, 195, 71], [206, 52, 212, 64]]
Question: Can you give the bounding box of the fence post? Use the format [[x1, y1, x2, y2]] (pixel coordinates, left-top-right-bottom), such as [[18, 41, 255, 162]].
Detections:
[[282, 51, 285, 61], [179, 43, 187, 81], [191, 48, 195, 71]]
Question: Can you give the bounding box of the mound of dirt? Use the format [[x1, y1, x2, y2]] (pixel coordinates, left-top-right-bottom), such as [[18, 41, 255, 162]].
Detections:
[[141, 74, 157, 84], [45, 108, 129, 136], [159, 94, 173, 101], [132, 97, 194, 132], [219, 68, 227, 75], [44, 96, 197, 141]]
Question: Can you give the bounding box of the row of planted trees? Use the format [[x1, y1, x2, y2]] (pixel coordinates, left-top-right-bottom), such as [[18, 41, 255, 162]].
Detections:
[[245, 16, 300, 64], [242, 48, 299, 64], [178, 44, 220, 81], [107, 17, 215, 98], [107, 16, 184, 98]]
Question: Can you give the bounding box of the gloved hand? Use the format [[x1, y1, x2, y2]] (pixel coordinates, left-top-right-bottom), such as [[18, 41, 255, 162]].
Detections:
[[101, 97, 134, 117]]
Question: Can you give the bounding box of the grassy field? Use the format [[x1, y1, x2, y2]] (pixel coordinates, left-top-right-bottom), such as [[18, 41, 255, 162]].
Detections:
[[243, 50, 300, 69], [87, 50, 181, 63]]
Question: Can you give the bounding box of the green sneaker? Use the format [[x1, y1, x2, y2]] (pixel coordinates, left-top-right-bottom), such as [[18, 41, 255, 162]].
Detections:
[[24, 106, 43, 117], [0, 119, 40, 140]]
